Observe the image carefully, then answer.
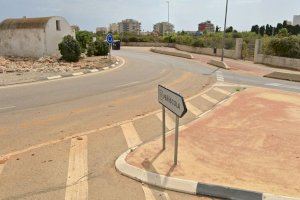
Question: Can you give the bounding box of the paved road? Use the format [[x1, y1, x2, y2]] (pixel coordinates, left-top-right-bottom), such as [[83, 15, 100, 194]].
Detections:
[[0, 47, 299, 200]]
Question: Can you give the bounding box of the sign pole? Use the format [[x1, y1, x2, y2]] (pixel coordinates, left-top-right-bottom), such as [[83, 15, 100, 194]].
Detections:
[[174, 116, 179, 165], [109, 44, 112, 61], [162, 106, 166, 150]]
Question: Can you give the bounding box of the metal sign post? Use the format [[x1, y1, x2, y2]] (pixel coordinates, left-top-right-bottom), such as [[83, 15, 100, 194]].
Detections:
[[106, 33, 114, 62], [158, 85, 187, 165]]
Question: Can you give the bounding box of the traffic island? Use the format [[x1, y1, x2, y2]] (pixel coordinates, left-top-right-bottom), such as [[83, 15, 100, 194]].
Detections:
[[116, 87, 300, 200]]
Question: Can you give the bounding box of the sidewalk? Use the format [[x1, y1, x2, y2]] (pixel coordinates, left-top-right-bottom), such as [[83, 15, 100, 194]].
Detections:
[[119, 87, 300, 199], [154, 47, 300, 77]]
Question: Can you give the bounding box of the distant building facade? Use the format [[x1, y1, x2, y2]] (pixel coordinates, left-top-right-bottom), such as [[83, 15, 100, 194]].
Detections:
[[153, 22, 174, 35], [96, 27, 107, 34], [109, 23, 119, 33], [0, 16, 75, 58], [118, 19, 141, 35], [198, 21, 215, 33], [293, 15, 300, 26]]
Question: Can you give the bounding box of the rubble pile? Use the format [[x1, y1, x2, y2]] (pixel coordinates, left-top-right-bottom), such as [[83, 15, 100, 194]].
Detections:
[[0, 56, 110, 73]]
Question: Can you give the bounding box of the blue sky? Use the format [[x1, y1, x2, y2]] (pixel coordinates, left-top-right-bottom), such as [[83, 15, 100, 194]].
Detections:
[[1, 0, 299, 32]]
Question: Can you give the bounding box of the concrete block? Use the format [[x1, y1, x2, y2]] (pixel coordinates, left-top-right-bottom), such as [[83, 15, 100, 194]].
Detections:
[[207, 60, 230, 70]]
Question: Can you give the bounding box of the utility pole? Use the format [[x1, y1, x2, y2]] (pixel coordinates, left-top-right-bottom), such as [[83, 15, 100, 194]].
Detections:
[[221, 0, 229, 62], [166, 1, 170, 23]]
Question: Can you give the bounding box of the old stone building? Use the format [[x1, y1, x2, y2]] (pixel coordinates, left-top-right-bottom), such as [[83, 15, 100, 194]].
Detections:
[[0, 16, 75, 58]]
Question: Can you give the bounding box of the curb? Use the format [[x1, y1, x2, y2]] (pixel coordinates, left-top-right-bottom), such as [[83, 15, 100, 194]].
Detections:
[[45, 57, 122, 81], [0, 56, 125, 88], [116, 149, 300, 200], [150, 48, 194, 59], [207, 59, 230, 70]]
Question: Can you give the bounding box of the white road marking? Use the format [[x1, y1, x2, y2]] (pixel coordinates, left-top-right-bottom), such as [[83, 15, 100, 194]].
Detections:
[[72, 72, 84, 76], [201, 94, 219, 104], [121, 124, 170, 200], [142, 185, 156, 200], [156, 112, 175, 130], [186, 102, 203, 116], [0, 105, 16, 110], [213, 87, 231, 96], [121, 122, 142, 148], [115, 81, 140, 88], [47, 75, 62, 80], [65, 136, 88, 200], [216, 71, 224, 82], [89, 69, 99, 73]]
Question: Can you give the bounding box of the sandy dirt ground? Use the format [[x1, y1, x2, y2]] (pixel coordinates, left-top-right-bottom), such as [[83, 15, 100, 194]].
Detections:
[[127, 87, 300, 198]]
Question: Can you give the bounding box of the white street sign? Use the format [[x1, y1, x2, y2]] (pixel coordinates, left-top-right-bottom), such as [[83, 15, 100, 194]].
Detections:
[[158, 85, 187, 118]]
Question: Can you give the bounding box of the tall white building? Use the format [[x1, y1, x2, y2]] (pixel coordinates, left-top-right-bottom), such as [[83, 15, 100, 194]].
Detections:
[[153, 22, 174, 35], [118, 19, 141, 35], [293, 15, 300, 26]]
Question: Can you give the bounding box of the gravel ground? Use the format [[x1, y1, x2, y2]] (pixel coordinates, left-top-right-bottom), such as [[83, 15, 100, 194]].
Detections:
[[0, 55, 116, 86]]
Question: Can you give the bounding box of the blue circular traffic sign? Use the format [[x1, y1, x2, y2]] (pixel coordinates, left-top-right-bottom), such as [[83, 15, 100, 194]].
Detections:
[[106, 33, 114, 44]]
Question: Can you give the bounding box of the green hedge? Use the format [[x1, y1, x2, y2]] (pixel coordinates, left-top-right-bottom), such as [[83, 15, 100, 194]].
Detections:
[[262, 35, 300, 59]]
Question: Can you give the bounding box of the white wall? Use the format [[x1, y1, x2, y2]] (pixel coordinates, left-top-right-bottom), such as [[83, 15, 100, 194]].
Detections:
[[0, 29, 45, 58], [45, 16, 75, 57]]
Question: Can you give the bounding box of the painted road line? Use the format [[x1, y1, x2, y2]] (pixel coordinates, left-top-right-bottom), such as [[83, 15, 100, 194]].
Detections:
[[72, 72, 84, 76], [89, 69, 99, 73], [121, 124, 170, 200], [142, 185, 156, 200], [65, 136, 88, 200], [121, 122, 142, 149], [186, 102, 203, 116], [213, 87, 231, 96], [201, 94, 219, 104], [115, 81, 140, 88], [156, 112, 175, 131], [0, 105, 16, 110], [216, 71, 224, 82], [47, 75, 62, 80]]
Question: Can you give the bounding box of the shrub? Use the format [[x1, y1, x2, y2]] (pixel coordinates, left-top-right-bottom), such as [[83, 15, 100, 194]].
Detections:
[[76, 31, 93, 51], [263, 35, 300, 59], [94, 40, 109, 56], [58, 35, 81, 62], [86, 42, 95, 57]]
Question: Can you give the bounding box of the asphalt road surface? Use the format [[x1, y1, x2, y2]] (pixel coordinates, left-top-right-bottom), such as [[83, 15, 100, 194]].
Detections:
[[0, 47, 299, 200]]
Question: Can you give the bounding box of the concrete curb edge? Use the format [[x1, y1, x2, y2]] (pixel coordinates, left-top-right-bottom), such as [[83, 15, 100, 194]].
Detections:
[[115, 149, 300, 200]]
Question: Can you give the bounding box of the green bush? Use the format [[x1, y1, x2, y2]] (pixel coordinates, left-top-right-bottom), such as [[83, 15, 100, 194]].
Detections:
[[76, 31, 93, 52], [58, 35, 81, 62], [86, 42, 95, 57], [94, 40, 109, 56], [263, 35, 300, 59]]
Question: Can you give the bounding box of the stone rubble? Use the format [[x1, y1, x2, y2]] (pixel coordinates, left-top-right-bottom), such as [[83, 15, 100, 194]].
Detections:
[[0, 56, 111, 74]]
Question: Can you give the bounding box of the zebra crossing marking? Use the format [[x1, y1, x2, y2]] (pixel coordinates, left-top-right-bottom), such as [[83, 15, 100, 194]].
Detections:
[[201, 94, 219, 104], [216, 71, 224, 82], [65, 136, 88, 200], [213, 87, 231, 96], [121, 122, 142, 148], [156, 112, 175, 130], [186, 102, 203, 116], [121, 123, 170, 200]]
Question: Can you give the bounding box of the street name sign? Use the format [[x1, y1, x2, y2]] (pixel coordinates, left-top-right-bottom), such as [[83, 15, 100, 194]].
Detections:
[[158, 85, 187, 165], [158, 85, 187, 118]]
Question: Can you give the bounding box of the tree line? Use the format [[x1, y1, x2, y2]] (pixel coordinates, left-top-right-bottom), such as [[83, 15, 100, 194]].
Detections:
[[251, 20, 300, 36]]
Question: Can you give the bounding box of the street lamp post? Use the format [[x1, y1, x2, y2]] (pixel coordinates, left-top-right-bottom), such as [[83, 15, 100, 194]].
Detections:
[[166, 1, 170, 23], [221, 0, 229, 62]]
